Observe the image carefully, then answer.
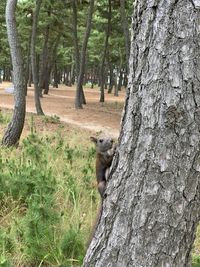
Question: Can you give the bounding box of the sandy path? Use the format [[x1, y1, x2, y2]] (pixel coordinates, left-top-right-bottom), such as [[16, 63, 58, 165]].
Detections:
[[0, 83, 125, 138]]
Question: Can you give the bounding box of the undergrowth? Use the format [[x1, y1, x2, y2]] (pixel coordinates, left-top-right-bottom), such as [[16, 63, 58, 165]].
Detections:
[[0, 115, 97, 267]]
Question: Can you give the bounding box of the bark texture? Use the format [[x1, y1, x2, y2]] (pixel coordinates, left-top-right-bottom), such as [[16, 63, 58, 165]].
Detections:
[[83, 1, 200, 266], [2, 0, 26, 147]]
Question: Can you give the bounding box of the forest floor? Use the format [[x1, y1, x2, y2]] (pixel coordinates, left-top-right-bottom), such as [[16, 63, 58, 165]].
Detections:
[[0, 82, 125, 138]]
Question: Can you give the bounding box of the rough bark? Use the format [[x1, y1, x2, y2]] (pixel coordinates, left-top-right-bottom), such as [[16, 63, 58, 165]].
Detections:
[[75, 0, 94, 109], [30, 0, 44, 115], [99, 0, 111, 103], [2, 0, 26, 147], [83, 1, 200, 266]]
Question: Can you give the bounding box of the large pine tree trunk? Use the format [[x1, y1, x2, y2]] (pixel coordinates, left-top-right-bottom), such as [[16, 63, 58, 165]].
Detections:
[[2, 0, 26, 147], [83, 1, 200, 266]]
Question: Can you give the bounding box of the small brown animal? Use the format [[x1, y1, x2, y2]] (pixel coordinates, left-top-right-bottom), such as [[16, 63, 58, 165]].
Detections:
[[90, 136, 116, 198], [87, 136, 116, 246]]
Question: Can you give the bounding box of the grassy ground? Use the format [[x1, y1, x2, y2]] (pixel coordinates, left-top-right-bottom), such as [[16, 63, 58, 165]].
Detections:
[[0, 109, 200, 267], [0, 110, 99, 267]]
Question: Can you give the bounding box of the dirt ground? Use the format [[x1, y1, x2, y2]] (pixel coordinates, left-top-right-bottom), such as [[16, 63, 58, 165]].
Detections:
[[0, 82, 125, 138]]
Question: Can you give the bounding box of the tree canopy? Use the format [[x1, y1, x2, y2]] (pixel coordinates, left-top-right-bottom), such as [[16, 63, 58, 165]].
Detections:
[[0, 0, 132, 92]]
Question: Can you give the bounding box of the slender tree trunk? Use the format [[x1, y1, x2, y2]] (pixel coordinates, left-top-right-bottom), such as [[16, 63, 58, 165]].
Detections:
[[28, 62, 32, 87], [53, 61, 58, 88], [72, 0, 86, 106], [99, 0, 111, 103], [119, 0, 130, 72], [39, 21, 50, 94], [75, 0, 94, 109], [72, 0, 79, 80], [70, 60, 75, 85], [30, 0, 44, 115], [2, 0, 26, 147], [123, 71, 128, 88], [107, 53, 114, 94], [43, 34, 60, 94], [114, 71, 118, 96], [44, 34, 61, 93], [25, 30, 32, 95], [83, 1, 200, 266], [83, 54, 88, 85], [117, 69, 123, 92], [3, 67, 5, 81]]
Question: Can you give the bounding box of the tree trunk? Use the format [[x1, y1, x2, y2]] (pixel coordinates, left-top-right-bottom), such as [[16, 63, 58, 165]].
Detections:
[[53, 61, 58, 88], [99, 0, 111, 103], [83, 1, 200, 266], [72, 0, 86, 105], [123, 70, 128, 88], [43, 34, 61, 94], [108, 63, 114, 94], [70, 60, 75, 85], [75, 0, 94, 109], [113, 71, 118, 96], [2, 0, 26, 147], [72, 0, 80, 80], [30, 0, 44, 115], [119, 0, 130, 72], [25, 30, 32, 95], [39, 18, 50, 94], [28, 62, 32, 87], [117, 69, 123, 92]]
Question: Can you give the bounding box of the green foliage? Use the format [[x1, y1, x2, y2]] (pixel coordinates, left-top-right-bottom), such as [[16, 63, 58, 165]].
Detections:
[[192, 255, 200, 267], [60, 227, 84, 263], [0, 115, 98, 266], [0, 0, 132, 86], [42, 115, 61, 124], [0, 111, 11, 124]]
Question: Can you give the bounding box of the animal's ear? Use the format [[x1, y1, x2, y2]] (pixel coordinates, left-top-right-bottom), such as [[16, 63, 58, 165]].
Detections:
[[90, 136, 97, 143]]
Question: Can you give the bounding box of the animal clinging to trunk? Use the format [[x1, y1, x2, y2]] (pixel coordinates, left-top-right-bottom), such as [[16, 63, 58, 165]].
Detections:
[[90, 136, 116, 198]]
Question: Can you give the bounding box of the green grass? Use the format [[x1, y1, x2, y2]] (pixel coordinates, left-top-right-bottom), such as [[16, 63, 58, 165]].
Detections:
[[0, 113, 98, 267], [0, 110, 11, 124], [192, 256, 200, 267], [42, 115, 61, 124], [1, 111, 200, 266]]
